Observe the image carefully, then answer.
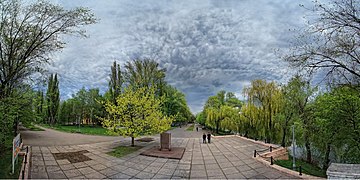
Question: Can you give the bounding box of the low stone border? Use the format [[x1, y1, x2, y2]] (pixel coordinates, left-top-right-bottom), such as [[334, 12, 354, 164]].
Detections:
[[18, 146, 31, 180]]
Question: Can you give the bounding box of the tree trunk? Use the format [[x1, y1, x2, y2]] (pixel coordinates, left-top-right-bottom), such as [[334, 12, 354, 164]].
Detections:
[[305, 134, 312, 163], [216, 120, 219, 134], [323, 143, 331, 170], [131, 137, 135, 147], [281, 127, 286, 147]]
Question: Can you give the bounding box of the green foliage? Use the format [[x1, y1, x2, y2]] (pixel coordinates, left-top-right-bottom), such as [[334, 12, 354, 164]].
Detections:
[[162, 84, 193, 124], [46, 74, 60, 125], [274, 156, 326, 178], [202, 90, 242, 134], [0, 150, 22, 179], [102, 86, 173, 146], [313, 86, 360, 165], [106, 146, 142, 158], [109, 61, 123, 105]]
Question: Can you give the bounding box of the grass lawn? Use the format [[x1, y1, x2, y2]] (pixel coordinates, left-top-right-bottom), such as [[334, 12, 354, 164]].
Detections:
[[39, 124, 116, 136], [274, 156, 327, 178], [0, 151, 22, 179], [24, 124, 44, 131], [186, 124, 194, 131], [107, 146, 142, 158]]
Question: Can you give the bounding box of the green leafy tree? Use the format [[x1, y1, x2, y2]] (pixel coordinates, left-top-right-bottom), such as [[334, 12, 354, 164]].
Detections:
[[162, 84, 193, 124], [124, 59, 166, 95], [46, 74, 60, 125], [243, 80, 282, 143], [102, 86, 172, 146], [0, 0, 96, 99], [109, 61, 123, 105], [313, 86, 360, 166]]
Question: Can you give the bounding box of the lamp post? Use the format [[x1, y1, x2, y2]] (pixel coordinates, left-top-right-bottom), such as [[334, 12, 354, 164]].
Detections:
[[292, 125, 296, 170]]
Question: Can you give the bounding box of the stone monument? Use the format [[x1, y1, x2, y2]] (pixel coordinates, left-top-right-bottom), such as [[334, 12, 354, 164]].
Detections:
[[160, 133, 171, 151]]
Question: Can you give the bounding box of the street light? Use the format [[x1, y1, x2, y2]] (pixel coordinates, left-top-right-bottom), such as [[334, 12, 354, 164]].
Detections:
[[292, 125, 296, 170]]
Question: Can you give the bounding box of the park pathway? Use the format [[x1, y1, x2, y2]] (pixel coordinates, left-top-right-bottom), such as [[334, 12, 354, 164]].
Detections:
[[25, 124, 299, 179]]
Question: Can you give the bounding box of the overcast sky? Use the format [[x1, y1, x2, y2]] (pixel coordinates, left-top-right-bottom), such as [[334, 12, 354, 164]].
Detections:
[[48, 0, 314, 113]]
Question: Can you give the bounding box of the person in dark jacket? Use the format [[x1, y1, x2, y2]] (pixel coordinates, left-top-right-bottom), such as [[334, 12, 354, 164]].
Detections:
[[207, 133, 211, 143], [202, 133, 207, 143]]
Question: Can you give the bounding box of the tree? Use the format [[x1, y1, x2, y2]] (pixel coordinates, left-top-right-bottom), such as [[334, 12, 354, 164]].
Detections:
[[0, 0, 96, 99], [243, 80, 282, 143], [102, 86, 172, 146], [162, 84, 193, 124], [46, 74, 60, 125], [124, 59, 166, 95], [285, 0, 360, 85], [109, 61, 123, 105], [313, 86, 360, 166], [203, 90, 242, 133]]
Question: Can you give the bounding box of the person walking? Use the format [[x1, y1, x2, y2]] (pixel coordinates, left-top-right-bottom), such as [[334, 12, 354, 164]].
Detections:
[[202, 133, 207, 143], [207, 133, 211, 144], [196, 126, 199, 132]]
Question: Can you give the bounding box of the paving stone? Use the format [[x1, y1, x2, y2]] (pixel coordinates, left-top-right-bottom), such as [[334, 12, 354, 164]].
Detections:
[[135, 171, 155, 179], [206, 169, 224, 177], [71, 175, 87, 179], [132, 163, 148, 171], [205, 163, 220, 170], [47, 171, 67, 179], [236, 165, 253, 172], [56, 159, 71, 165], [31, 165, 46, 173], [111, 165, 128, 172], [177, 163, 191, 170], [152, 174, 172, 179], [73, 162, 88, 168], [190, 170, 207, 178], [46, 165, 61, 172], [44, 160, 57, 166], [222, 166, 239, 175], [157, 167, 176, 175], [172, 169, 190, 178], [123, 167, 140, 176], [111, 172, 132, 179], [92, 163, 107, 171], [99, 167, 119, 177], [31, 172, 48, 179], [191, 164, 206, 170], [218, 162, 233, 168], [63, 169, 83, 178], [78, 167, 96, 175], [241, 169, 259, 178], [59, 164, 76, 171], [225, 173, 246, 179], [32, 160, 45, 166], [84, 171, 107, 179]]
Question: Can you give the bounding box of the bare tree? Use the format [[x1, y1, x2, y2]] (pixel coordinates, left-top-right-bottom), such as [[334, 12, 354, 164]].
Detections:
[[0, 0, 96, 98], [285, 0, 360, 85]]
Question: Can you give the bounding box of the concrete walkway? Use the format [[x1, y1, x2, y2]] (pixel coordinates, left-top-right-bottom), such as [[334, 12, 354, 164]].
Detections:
[[30, 134, 298, 179], [21, 126, 121, 146]]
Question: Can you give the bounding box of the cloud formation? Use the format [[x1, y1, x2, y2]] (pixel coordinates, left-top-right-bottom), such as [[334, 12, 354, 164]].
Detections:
[[49, 0, 312, 113]]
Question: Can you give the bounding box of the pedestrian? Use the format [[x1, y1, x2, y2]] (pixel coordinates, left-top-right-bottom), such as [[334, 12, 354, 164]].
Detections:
[[202, 133, 207, 143], [196, 127, 198, 132], [207, 133, 211, 144]]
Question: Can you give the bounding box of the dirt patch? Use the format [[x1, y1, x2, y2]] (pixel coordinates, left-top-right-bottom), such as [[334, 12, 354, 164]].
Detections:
[[52, 150, 91, 163], [140, 147, 185, 160], [135, 137, 154, 142]]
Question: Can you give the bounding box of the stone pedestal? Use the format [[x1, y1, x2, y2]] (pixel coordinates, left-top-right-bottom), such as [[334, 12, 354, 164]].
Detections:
[[327, 163, 360, 179], [160, 133, 171, 151]]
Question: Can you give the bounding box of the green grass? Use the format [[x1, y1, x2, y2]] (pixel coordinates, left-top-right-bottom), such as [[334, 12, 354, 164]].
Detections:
[[24, 124, 44, 131], [274, 156, 327, 178], [39, 124, 116, 136], [0, 150, 23, 179], [106, 146, 142, 158], [186, 124, 194, 131]]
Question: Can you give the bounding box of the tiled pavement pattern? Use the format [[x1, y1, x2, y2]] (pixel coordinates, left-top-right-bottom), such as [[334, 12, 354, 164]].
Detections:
[[31, 136, 298, 179]]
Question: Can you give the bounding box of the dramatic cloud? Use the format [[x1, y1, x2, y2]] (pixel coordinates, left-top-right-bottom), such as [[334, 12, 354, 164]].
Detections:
[[48, 0, 313, 113]]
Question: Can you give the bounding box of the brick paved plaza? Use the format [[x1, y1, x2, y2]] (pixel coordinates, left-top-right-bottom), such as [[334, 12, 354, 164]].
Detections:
[[30, 135, 298, 179]]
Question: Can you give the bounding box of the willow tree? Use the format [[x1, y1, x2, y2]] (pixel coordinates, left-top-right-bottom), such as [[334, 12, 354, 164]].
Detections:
[[243, 80, 282, 143], [102, 86, 172, 146]]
